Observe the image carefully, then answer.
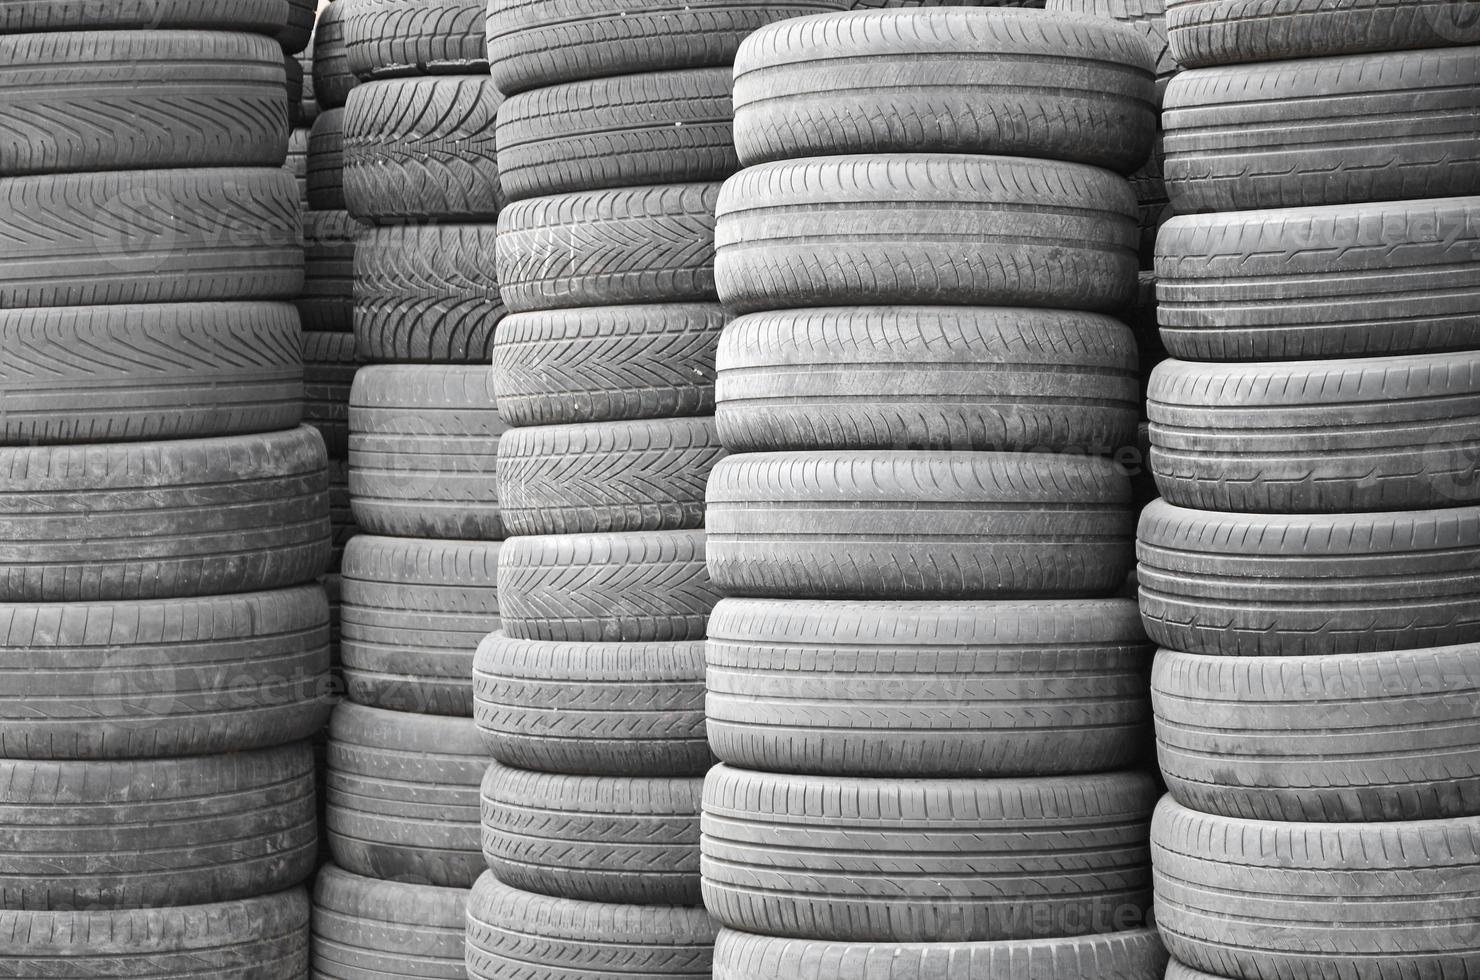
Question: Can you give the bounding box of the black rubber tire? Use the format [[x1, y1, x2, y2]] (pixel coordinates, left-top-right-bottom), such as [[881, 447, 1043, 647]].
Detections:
[[347, 365, 506, 540], [498, 530, 718, 643], [354, 223, 506, 364], [706, 451, 1135, 600], [1048, 0, 1175, 94], [1147, 352, 1480, 512], [0, 888, 311, 978], [313, 3, 356, 109], [493, 305, 723, 426], [302, 331, 358, 458], [0, 303, 302, 446], [299, 210, 358, 334], [498, 418, 726, 536], [1162, 48, 1480, 212], [715, 155, 1139, 315], [287, 126, 310, 206], [0, 427, 330, 603], [473, 631, 710, 777], [701, 766, 1156, 943], [0, 31, 287, 176], [311, 864, 466, 980], [1165, 0, 1480, 67], [325, 702, 488, 888], [279, 0, 313, 53], [497, 183, 721, 314], [287, 41, 305, 125], [707, 597, 1152, 777], [850, 0, 1047, 5], [307, 108, 346, 211], [731, 9, 1155, 174], [716, 307, 1140, 454], [712, 927, 1169, 980], [326, 461, 355, 572], [481, 762, 703, 906], [485, 0, 850, 95], [340, 535, 502, 716], [496, 68, 738, 201], [0, 0, 288, 32], [465, 874, 718, 980], [342, 0, 488, 79], [342, 77, 503, 223], [0, 743, 317, 910], [1155, 198, 1480, 361], [1152, 796, 1480, 980], [0, 168, 301, 308], [1136, 499, 1480, 657], [297, 39, 319, 123]]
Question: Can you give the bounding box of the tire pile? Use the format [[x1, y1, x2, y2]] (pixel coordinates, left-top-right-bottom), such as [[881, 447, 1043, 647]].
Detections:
[[0, 0, 332, 974], [1138, 3, 1480, 978]]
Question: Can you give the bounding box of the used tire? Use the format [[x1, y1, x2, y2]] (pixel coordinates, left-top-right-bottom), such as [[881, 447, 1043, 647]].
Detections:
[[286, 126, 310, 206], [707, 597, 1152, 776], [326, 461, 355, 571], [1137, 499, 1480, 656], [0, 0, 287, 32], [340, 535, 501, 716], [348, 365, 506, 540], [473, 631, 710, 776], [342, 0, 488, 78], [715, 155, 1139, 315], [302, 332, 358, 458], [701, 766, 1156, 943], [1048, 0, 1176, 94], [0, 743, 316, 910], [313, 3, 356, 109], [0, 302, 302, 445], [299, 211, 358, 333], [493, 305, 723, 426], [715, 307, 1140, 453], [279, 0, 313, 53], [0, 427, 330, 603], [311, 864, 466, 980], [497, 183, 721, 313], [481, 762, 703, 906], [325, 702, 488, 888], [307, 108, 346, 210], [706, 452, 1136, 599]]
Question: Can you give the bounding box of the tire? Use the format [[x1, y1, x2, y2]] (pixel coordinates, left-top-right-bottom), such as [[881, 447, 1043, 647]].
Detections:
[[303, 332, 358, 458], [712, 927, 1169, 980], [1136, 499, 1480, 656], [0, 31, 287, 176], [0, 888, 311, 979], [287, 50, 305, 126], [279, 0, 313, 53], [0, 0, 288, 32], [1151, 797, 1480, 980], [701, 766, 1157, 943], [499, 530, 718, 643], [851, 0, 1047, 5], [0, 427, 330, 603], [313, 3, 356, 109], [481, 762, 703, 906], [1165, 0, 1480, 67], [1048, 0, 1175, 95], [299, 211, 358, 333], [327, 461, 355, 571], [298, 38, 319, 124], [1155, 198, 1480, 361], [1162, 49, 1480, 212], [342, 77, 503, 223], [308, 108, 346, 210], [465, 874, 718, 980], [325, 702, 488, 888], [496, 68, 738, 201], [715, 156, 1139, 315], [498, 418, 726, 536], [706, 452, 1135, 600], [340, 535, 502, 716], [715, 307, 1141, 454], [354, 223, 506, 363], [342, 0, 488, 79], [347, 365, 506, 540], [1132, 133, 1171, 267], [0, 168, 301, 308], [493, 305, 723, 426], [1129, 272, 1166, 389], [731, 10, 1155, 173], [1153, 645, 1480, 823], [311, 864, 466, 980], [0, 743, 317, 910], [1147, 352, 1480, 512], [486, 0, 850, 95], [473, 631, 710, 776], [0, 302, 302, 445], [707, 597, 1152, 777], [287, 126, 310, 206], [497, 183, 721, 314]]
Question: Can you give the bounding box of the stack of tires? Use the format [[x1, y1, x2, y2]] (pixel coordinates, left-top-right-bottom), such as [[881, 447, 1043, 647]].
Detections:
[[1138, 4, 1480, 979], [697, 8, 1171, 979], [312, 1, 501, 976], [0, 1, 333, 975]]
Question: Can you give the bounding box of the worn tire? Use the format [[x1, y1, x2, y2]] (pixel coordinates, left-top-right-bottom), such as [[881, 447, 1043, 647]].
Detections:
[[702, 766, 1156, 943], [279, 0, 313, 52], [287, 126, 310, 206], [473, 631, 710, 776], [715, 156, 1139, 315], [1049, 0, 1175, 93], [342, 0, 488, 78], [348, 365, 506, 540], [0, 0, 287, 32], [1137, 499, 1480, 656], [307, 108, 346, 210], [313, 3, 356, 109], [302, 332, 358, 458], [340, 535, 501, 716], [311, 864, 466, 980], [299, 211, 358, 334]]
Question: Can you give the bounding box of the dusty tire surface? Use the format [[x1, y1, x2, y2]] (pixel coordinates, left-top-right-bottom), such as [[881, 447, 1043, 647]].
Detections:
[[311, 864, 466, 980], [1048, 0, 1175, 92], [307, 109, 346, 210], [313, 3, 356, 109], [342, 0, 488, 78], [0, 0, 288, 32], [299, 210, 358, 334], [302, 332, 358, 458]]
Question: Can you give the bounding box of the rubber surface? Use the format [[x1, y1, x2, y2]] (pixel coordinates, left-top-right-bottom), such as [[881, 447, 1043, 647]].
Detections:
[[279, 0, 312, 52], [299, 210, 358, 334], [0, 0, 288, 32], [287, 126, 309, 205], [313, 2, 356, 109], [1048, 0, 1176, 93], [307, 108, 346, 210], [302, 332, 358, 458], [311, 864, 466, 980], [342, 0, 487, 79]]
